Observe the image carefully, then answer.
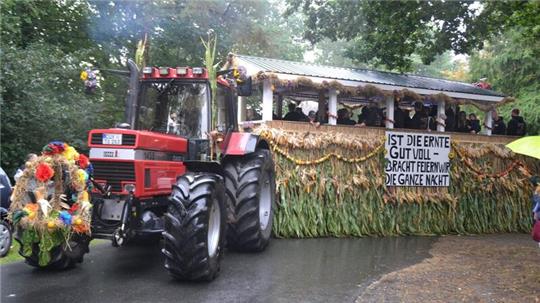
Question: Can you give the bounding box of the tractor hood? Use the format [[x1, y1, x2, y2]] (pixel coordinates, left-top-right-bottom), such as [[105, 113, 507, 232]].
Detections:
[[88, 129, 188, 154]]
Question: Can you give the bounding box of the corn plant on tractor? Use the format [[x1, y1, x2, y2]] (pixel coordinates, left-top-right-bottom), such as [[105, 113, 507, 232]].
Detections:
[[25, 60, 275, 281]]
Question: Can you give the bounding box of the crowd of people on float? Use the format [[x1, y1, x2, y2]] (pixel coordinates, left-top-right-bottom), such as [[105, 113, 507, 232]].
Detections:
[[271, 101, 527, 136]]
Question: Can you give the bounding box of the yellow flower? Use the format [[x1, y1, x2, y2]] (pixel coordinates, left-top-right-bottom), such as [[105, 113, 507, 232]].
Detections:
[[63, 145, 79, 162], [80, 70, 88, 81], [47, 220, 56, 229], [73, 216, 83, 226], [27, 211, 36, 220], [79, 191, 89, 202], [76, 169, 88, 186]]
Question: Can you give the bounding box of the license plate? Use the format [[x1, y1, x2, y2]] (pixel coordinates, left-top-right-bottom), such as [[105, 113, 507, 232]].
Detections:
[[102, 133, 122, 145]]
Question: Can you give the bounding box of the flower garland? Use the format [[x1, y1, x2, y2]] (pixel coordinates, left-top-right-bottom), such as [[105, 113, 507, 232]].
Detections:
[[9, 141, 93, 266]]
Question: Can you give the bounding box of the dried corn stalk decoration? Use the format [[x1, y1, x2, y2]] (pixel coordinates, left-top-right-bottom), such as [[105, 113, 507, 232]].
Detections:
[[255, 126, 539, 238]]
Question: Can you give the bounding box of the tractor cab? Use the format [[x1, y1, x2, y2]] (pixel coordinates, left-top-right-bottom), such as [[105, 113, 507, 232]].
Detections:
[[136, 65, 237, 145]]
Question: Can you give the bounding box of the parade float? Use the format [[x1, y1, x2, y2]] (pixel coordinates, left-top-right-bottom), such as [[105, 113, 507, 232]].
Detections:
[[231, 54, 539, 237], [9, 53, 538, 275]]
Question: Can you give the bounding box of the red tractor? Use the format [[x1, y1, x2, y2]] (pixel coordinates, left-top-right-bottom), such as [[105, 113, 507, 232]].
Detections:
[[84, 60, 275, 280]]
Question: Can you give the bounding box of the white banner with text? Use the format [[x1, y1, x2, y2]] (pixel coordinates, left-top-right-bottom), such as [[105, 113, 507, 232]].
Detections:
[[384, 131, 451, 187]]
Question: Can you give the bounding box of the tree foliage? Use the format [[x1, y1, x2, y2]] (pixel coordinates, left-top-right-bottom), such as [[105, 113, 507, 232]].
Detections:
[[1, 0, 304, 175], [286, 0, 540, 72], [469, 28, 540, 135]]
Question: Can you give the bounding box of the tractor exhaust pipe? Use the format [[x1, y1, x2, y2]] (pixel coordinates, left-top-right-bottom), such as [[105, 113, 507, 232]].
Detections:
[[125, 59, 139, 129]]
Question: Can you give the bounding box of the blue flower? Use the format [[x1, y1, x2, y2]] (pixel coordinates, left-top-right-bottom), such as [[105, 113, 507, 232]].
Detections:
[[59, 211, 72, 226], [85, 163, 94, 176]]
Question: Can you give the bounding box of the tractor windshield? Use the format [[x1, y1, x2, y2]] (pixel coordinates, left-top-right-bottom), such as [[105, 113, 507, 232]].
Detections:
[[137, 81, 210, 138]]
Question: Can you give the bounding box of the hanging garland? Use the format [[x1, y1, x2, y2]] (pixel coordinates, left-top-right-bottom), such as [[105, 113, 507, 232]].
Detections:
[[9, 142, 93, 266], [269, 141, 384, 165], [451, 142, 527, 179], [254, 72, 516, 111]]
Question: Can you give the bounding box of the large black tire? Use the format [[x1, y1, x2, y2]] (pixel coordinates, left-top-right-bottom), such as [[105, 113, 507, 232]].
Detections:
[[224, 149, 276, 252], [15, 232, 90, 270], [162, 173, 226, 281]]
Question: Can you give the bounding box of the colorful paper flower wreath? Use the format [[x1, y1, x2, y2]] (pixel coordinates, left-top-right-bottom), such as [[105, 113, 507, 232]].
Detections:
[[9, 141, 94, 266]]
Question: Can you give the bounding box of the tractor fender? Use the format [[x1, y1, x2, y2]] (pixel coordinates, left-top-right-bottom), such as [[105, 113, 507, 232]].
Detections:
[[223, 132, 269, 156], [183, 161, 225, 176]]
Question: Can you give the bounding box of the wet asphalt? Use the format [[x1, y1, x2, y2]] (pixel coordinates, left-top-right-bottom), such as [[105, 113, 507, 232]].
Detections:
[[1, 237, 436, 303]]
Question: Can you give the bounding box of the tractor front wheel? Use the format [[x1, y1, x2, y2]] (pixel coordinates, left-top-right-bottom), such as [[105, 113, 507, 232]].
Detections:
[[162, 173, 226, 281]]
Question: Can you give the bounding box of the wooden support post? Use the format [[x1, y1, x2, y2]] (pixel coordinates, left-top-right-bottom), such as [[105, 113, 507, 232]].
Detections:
[[385, 96, 394, 129], [277, 94, 283, 120], [328, 89, 337, 125], [437, 100, 445, 132], [237, 96, 246, 124], [484, 109, 493, 136], [262, 79, 273, 121]]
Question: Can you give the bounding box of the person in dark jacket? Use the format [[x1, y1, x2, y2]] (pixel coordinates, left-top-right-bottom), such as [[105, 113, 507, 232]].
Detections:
[[491, 110, 506, 135], [283, 103, 308, 122], [410, 102, 429, 130], [358, 103, 383, 127], [456, 111, 469, 133], [283, 103, 298, 121], [393, 101, 407, 129], [466, 113, 481, 134], [357, 106, 368, 125], [337, 108, 356, 125], [445, 106, 456, 132], [295, 107, 309, 122], [427, 106, 438, 131], [506, 108, 527, 136]]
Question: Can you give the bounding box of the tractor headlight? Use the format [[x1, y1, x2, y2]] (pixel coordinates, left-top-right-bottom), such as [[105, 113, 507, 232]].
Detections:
[[159, 67, 169, 75], [192, 67, 203, 75], [142, 67, 153, 74], [176, 67, 187, 75]]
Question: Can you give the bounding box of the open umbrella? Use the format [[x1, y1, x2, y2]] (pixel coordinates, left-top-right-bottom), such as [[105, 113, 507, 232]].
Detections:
[[506, 136, 540, 160]]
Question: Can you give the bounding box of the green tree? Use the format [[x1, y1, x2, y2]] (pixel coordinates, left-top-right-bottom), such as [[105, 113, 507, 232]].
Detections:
[[0, 44, 113, 173], [87, 0, 304, 66], [286, 0, 540, 72], [0, 0, 116, 175], [1, 0, 306, 175], [469, 28, 540, 134]]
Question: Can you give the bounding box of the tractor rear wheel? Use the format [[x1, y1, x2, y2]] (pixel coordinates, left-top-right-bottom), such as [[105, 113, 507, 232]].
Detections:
[[162, 173, 226, 281], [224, 149, 276, 252]]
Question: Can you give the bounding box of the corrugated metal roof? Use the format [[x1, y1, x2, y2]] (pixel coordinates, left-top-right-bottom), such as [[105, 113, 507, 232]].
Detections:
[[236, 55, 505, 98]]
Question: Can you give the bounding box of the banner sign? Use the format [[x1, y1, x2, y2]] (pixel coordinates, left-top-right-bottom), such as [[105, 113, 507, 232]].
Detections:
[[385, 131, 451, 187]]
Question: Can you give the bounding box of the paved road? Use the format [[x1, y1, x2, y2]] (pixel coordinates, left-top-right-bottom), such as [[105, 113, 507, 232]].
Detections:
[[1, 237, 436, 303]]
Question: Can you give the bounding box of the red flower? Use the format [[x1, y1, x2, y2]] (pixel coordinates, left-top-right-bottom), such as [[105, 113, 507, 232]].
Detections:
[[78, 154, 90, 169], [69, 203, 79, 215], [41, 141, 66, 155], [35, 163, 54, 182]]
